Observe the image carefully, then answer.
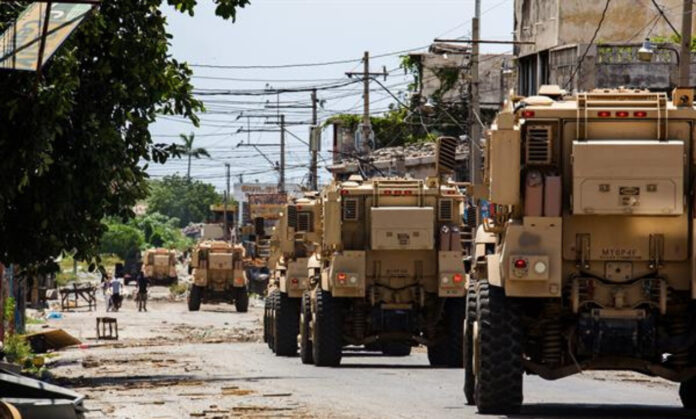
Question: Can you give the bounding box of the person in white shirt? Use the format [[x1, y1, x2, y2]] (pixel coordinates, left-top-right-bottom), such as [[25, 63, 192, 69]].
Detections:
[[108, 276, 124, 311]]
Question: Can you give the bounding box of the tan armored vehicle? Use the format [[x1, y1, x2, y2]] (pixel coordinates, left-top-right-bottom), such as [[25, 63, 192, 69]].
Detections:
[[188, 240, 248, 312], [463, 87, 696, 413], [301, 144, 468, 367], [263, 193, 322, 356], [141, 248, 178, 285]]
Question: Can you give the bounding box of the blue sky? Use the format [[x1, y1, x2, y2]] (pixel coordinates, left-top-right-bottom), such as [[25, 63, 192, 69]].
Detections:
[[149, 0, 515, 191]]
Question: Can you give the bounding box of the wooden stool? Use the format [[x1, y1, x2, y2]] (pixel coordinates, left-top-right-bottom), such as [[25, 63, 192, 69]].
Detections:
[[96, 317, 118, 340]]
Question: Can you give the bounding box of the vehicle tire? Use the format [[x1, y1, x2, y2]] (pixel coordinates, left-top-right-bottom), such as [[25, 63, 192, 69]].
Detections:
[[680, 375, 696, 409], [474, 279, 523, 414], [273, 292, 300, 356], [427, 299, 465, 368], [188, 285, 202, 311], [300, 291, 314, 364], [312, 288, 343, 367], [268, 290, 279, 352], [381, 342, 412, 357], [263, 295, 271, 344], [463, 282, 476, 405], [235, 288, 249, 313]]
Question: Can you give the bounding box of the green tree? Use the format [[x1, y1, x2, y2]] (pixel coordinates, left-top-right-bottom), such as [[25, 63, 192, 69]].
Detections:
[[147, 175, 223, 227], [176, 132, 210, 181], [0, 0, 250, 267], [99, 222, 145, 261]]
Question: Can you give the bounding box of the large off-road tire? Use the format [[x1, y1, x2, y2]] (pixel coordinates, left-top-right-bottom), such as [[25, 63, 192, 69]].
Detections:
[[300, 291, 314, 364], [273, 292, 300, 356], [268, 290, 279, 352], [427, 299, 465, 368], [381, 342, 412, 357], [263, 296, 271, 344], [463, 282, 476, 405], [680, 375, 696, 409], [235, 287, 249, 313], [312, 288, 343, 367], [188, 285, 202, 311], [474, 279, 523, 414]]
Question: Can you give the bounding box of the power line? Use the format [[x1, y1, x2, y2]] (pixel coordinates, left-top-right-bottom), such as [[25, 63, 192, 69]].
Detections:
[[564, 0, 612, 90], [188, 45, 430, 70]]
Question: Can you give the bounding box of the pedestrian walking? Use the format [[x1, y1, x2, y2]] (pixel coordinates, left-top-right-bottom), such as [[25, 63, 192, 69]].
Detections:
[[136, 271, 150, 312]]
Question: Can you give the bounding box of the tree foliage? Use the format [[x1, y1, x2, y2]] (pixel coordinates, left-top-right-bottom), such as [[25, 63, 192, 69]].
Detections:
[[146, 175, 224, 227], [99, 223, 145, 261], [0, 0, 249, 266]]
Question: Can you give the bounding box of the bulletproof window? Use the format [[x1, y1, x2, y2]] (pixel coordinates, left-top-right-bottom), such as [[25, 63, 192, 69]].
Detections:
[[526, 125, 553, 165], [297, 212, 313, 232], [439, 199, 454, 221], [343, 198, 359, 221], [287, 205, 298, 230]]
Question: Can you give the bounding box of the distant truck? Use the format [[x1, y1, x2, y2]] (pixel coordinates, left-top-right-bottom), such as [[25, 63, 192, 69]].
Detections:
[[188, 240, 248, 312], [141, 248, 177, 285]]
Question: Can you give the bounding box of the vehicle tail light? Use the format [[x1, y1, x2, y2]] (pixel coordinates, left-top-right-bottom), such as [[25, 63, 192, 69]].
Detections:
[[514, 259, 527, 269], [404, 190, 413, 195], [616, 111, 629, 118], [291, 278, 299, 286], [522, 110, 535, 118], [453, 273, 463, 284], [337, 273, 347, 284], [384, 190, 392, 195], [597, 111, 611, 118], [340, 190, 349, 195], [634, 111, 647, 117]]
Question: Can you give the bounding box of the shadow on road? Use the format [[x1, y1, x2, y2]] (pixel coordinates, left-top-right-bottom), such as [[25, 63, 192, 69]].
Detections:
[[336, 363, 438, 370], [507, 403, 693, 419]]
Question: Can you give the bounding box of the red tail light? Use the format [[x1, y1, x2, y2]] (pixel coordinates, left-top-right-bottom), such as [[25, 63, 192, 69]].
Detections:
[[616, 111, 629, 118], [453, 273, 463, 284], [337, 273, 347, 284], [291, 278, 299, 285], [522, 110, 535, 118], [597, 111, 611, 118], [634, 111, 647, 117], [514, 259, 527, 269], [340, 190, 349, 195]]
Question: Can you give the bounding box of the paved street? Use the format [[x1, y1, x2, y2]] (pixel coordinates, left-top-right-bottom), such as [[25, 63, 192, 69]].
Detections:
[[37, 286, 690, 419]]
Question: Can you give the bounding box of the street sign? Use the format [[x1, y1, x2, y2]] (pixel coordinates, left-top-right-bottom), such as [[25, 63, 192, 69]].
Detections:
[[0, 2, 95, 72]]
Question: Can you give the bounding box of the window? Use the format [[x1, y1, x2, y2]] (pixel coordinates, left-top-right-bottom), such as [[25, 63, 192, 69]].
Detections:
[[342, 198, 359, 221]]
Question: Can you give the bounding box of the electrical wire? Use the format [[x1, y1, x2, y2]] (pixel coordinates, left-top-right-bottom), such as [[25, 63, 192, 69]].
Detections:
[[563, 0, 612, 90]]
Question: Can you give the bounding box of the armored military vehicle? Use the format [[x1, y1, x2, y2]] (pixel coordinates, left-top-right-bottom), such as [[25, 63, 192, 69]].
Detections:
[[463, 87, 696, 413], [188, 240, 248, 312], [141, 248, 178, 285], [263, 193, 322, 356], [301, 139, 468, 367]]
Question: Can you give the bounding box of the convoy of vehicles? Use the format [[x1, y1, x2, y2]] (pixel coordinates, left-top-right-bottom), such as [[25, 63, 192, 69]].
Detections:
[[462, 87, 696, 413], [187, 240, 249, 312], [168, 84, 696, 415]]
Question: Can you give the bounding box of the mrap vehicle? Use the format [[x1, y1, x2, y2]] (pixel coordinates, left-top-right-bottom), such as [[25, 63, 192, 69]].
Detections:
[[188, 240, 248, 312], [263, 193, 321, 356], [141, 248, 178, 285], [464, 87, 696, 413], [301, 142, 468, 367]]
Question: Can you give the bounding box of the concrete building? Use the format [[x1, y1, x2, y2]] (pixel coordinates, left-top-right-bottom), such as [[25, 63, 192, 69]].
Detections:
[[515, 0, 694, 95]]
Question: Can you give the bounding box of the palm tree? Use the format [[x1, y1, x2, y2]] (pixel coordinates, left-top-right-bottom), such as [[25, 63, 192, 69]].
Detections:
[[176, 132, 210, 181]]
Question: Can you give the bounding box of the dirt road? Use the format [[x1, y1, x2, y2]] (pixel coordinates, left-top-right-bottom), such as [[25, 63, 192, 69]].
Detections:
[[38, 286, 691, 418]]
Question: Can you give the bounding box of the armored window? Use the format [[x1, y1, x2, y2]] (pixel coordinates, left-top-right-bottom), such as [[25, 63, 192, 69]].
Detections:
[[297, 212, 313, 232], [526, 125, 553, 165], [287, 205, 298, 230], [439, 199, 454, 221], [343, 198, 359, 221]]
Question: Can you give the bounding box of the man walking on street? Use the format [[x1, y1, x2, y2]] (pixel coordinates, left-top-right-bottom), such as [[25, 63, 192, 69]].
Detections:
[[136, 271, 149, 312]]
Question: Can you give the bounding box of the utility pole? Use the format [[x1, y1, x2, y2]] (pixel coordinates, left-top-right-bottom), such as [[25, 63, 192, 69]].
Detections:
[[680, 0, 693, 87], [310, 89, 319, 191], [469, 0, 483, 185], [224, 163, 230, 241], [279, 114, 286, 193], [346, 52, 388, 156], [362, 51, 371, 154]]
